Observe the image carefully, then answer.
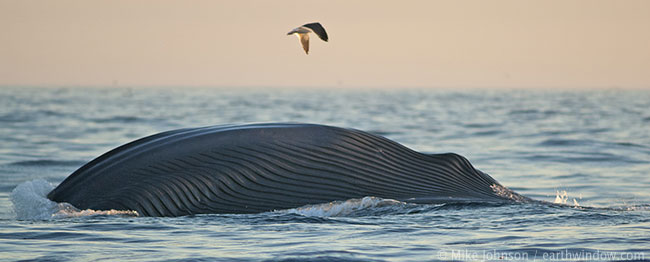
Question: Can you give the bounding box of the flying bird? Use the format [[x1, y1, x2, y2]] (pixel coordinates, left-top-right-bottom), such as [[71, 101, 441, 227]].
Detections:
[[287, 22, 329, 54]]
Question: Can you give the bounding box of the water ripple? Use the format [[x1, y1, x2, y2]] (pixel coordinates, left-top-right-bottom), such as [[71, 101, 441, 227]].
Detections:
[[1, 87, 649, 261]]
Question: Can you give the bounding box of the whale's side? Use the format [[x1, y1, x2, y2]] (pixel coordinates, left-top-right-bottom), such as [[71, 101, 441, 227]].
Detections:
[[47, 123, 528, 217]]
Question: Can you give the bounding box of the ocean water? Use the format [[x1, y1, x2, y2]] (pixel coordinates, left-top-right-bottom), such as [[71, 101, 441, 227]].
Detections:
[[1, 87, 649, 261]]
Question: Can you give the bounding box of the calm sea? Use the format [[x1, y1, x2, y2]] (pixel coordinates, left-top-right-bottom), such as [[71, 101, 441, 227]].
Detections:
[[1, 87, 649, 261]]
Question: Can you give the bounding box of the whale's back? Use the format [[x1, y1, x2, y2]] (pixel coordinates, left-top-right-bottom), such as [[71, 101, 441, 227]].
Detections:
[[48, 123, 520, 216]]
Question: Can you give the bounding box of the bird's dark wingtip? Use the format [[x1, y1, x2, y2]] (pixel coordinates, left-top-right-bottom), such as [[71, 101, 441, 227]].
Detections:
[[303, 22, 328, 42]]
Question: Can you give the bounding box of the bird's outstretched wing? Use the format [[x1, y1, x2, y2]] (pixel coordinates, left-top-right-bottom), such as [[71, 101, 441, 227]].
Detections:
[[303, 22, 328, 42], [300, 33, 310, 54]]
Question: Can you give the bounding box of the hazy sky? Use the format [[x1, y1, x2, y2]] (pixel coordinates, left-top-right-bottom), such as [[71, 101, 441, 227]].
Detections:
[[1, 0, 649, 88]]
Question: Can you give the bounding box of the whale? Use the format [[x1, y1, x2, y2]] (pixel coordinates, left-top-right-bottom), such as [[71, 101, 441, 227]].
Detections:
[[47, 123, 530, 217]]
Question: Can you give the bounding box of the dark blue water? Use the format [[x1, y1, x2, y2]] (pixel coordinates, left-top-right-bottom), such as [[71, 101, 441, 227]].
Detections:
[[1, 87, 649, 261]]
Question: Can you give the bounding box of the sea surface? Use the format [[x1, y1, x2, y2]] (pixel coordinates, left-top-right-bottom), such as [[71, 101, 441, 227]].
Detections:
[[1, 87, 649, 261]]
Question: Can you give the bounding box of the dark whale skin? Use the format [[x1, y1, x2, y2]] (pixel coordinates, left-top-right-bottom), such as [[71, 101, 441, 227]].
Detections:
[[48, 123, 527, 217]]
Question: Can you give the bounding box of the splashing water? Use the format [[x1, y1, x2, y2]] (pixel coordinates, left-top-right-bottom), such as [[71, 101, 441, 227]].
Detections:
[[490, 184, 530, 202], [10, 179, 138, 220], [553, 190, 581, 207], [10, 179, 58, 220], [278, 196, 407, 217]]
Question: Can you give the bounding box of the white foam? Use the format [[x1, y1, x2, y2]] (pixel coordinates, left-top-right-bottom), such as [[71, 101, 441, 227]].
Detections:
[[490, 184, 529, 202], [553, 190, 581, 207], [51, 206, 138, 218], [278, 196, 405, 217], [10, 179, 137, 220], [617, 204, 650, 211], [554, 190, 568, 204]]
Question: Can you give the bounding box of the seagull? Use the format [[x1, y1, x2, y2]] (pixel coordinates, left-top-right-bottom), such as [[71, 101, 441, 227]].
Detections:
[[287, 22, 329, 54]]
